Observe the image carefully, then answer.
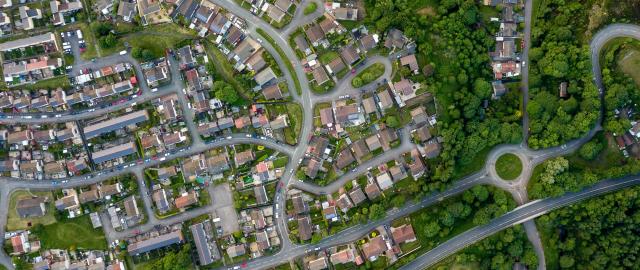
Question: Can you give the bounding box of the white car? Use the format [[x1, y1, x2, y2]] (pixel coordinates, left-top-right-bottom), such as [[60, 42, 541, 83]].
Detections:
[[151, 88, 158, 92], [226, 136, 232, 139], [24, 116, 32, 119], [246, 134, 252, 138]]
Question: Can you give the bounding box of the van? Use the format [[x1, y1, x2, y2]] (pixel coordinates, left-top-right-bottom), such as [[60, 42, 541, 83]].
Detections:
[[76, 29, 83, 39], [119, 50, 127, 55]]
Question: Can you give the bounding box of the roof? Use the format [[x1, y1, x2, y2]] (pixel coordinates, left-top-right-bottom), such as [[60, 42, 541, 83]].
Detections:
[[234, 150, 254, 167], [152, 189, 170, 213], [319, 107, 334, 126], [391, 224, 416, 244], [360, 34, 378, 51], [319, 15, 338, 33], [172, 0, 197, 19], [16, 196, 47, 217], [294, 35, 310, 52], [335, 148, 355, 170], [100, 183, 122, 197], [364, 182, 381, 199], [175, 191, 198, 209], [362, 236, 386, 259], [84, 110, 149, 139], [312, 66, 330, 85], [376, 172, 393, 190], [262, 84, 283, 100], [305, 24, 325, 44], [377, 89, 395, 109], [124, 196, 139, 217], [365, 135, 382, 151], [226, 25, 244, 45], [297, 216, 312, 241], [336, 193, 353, 212], [308, 257, 328, 270], [379, 128, 398, 150], [267, 4, 285, 22], [92, 142, 137, 164], [330, 248, 355, 265], [340, 45, 360, 65], [127, 230, 184, 255], [0, 32, 56, 52], [233, 37, 261, 63], [326, 57, 346, 74], [274, 0, 291, 11], [334, 103, 359, 124], [305, 157, 322, 178], [190, 223, 215, 265], [348, 188, 367, 205], [307, 136, 329, 157], [400, 54, 419, 71], [137, 0, 161, 17], [208, 13, 229, 34], [350, 139, 369, 160], [415, 125, 432, 142], [334, 7, 357, 20], [254, 67, 277, 86], [226, 244, 246, 258], [79, 189, 100, 203], [292, 195, 308, 215]]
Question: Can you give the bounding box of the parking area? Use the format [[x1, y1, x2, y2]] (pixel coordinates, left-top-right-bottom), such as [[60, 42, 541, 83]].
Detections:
[[210, 183, 240, 235]]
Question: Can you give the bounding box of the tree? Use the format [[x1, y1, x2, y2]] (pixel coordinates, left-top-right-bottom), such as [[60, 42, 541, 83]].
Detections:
[[559, 255, 575, 268], [368, 204, 385, 220], [213, 80, 240, 104], [578, 141, 603, 160], [424, 221, 441, 238], [352, 77, 363, 88]]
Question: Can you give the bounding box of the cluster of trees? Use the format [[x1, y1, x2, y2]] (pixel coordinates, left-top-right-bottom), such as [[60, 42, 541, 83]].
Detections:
[[141, 244, 192, 270], [366, 0, 523, 184], [436, 225, 538, 270], [131, 47, 156, 62], [412, 186, 515, 249], [600, 39, 640, 134], [537, 186, 640, 268], [92, 22, 118, 49], [527, 0, 600, 149]]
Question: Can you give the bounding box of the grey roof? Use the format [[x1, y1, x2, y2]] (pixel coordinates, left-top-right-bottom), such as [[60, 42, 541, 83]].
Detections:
[[0, 32, 56, 52], [84, 110, 149, 139], [190, 223, 215, 265], [92, 142, 137, 164], [127, 230, 184, 255]]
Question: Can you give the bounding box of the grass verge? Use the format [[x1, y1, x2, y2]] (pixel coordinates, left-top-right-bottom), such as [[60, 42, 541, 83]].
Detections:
[[495, 153, 523, 180], [256, 28, 302, 95]]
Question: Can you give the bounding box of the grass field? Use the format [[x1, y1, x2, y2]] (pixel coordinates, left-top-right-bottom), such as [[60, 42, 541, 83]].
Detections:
[[6, 190, 56, 231], [618, 48, 640, 87], [34, 214, 107, 250], [495, 153, 522, 180]]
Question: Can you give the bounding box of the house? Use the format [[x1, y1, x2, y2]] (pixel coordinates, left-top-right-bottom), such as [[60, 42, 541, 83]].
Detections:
[[365, 135, 382, 152], [360, 34, 379, 52], [335, 193, 353, 212], [66, 158, 88, 174], [377, 89, 394, 111], [492, 81, 506, 99], [194, 6, 213, 24], [153, 189, 170, 213], [400, 54, 419, 73], [226, 244, 246, 258], [389, 165, 407, 182], [376, 172, 393, 190], [178, 45, 195, 69], [245, 50, 266, 71], [408, 149, 426, 179], [157, 166, 177, 181], [171, 0, 197, 21], [254, 185, 268, 204], [330, 247, 357, 265], [17, 6, 42, 30], [190, 222, 217, 266], [350, 139, 369, 161], [348, 187, 367, 205], [335, 148, 355, 170], [55, 193, 79, 211], [559, 82, 568, 98], [334, 103, 362, 126], [83, 110, 149, 139], [292, 195, 308, 215], [0, 32, 57, 53], [415, 125, 432, 143], [312, 66, 330, 86], [308, 256, 328, 270], [423, 142, 441, 159], [305, 157, 322, 178], [410, 106, 429, 126], [340, 45, 360, 65], [298, 216, 312, 241], [391, 224, 417, 244], [175, 191, 198, 209], [206, 152, 230, 174], [127, 230, 184, 255], [322, 204, 338, 221], [379, 128, 398, 150], [233, 37, 261, 64], [384, 28, 406, 50], [79, 188, 100, 203], [305, 24, 325, 47], [234, 150, 254, 167], [124, 196, 140, 218], [319, 107, 334, 127], [16, 196, 47, 217], [208, 13, 229, 35], [294, 34, 311, 55], [254, 67, 277, 87], [144, 60, 169, 86], [137, 0, 163, 25], [267, 4, 286, 23], [262, 84, 283, 100], [92, 142, 137, 164], [362, 97, 377, 114], [325, 57, 346, 75], [10, 232, 29, 255], [319, 15, 340, 34], [362, 235, 387, 260], [334, 7, 357, 21], [100, 183, 122, 198], [141, 134, 162, 149], [226, 25, 244, 46], [270, 114, 289, 130], [274, 0, 292, 11], [162, 131, 187, 146]]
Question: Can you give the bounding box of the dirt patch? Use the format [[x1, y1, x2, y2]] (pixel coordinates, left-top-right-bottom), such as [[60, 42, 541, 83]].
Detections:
[[417, 7, 436, 17], [618, 49, 640, 87]]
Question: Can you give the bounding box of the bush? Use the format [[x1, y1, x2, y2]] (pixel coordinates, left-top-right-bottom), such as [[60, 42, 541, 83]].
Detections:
[[578, 141, 603, 160]]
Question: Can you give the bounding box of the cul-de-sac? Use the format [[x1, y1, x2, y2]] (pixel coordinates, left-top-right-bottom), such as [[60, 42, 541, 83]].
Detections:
[[0, 0, 639, 269]]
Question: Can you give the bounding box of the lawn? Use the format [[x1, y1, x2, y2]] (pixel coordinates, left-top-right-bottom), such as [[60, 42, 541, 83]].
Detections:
[[22, 76, 70, 90], [303, 2, 317, 15], [319, 51, 339, 64], [256, 28, 302, 95], [351, 62, 385, 87], [34, 214, 107, 250], [618, 48, 640, 87], [6, 190, 56, 231], [495, 153, 522, 180]]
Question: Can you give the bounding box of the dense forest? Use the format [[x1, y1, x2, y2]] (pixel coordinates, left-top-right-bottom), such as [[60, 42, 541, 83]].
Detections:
[[430, 225, 538, 270], [537, 186, 640, 268], [527, 0, 599, 149], [365, 0, 521, 185]]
